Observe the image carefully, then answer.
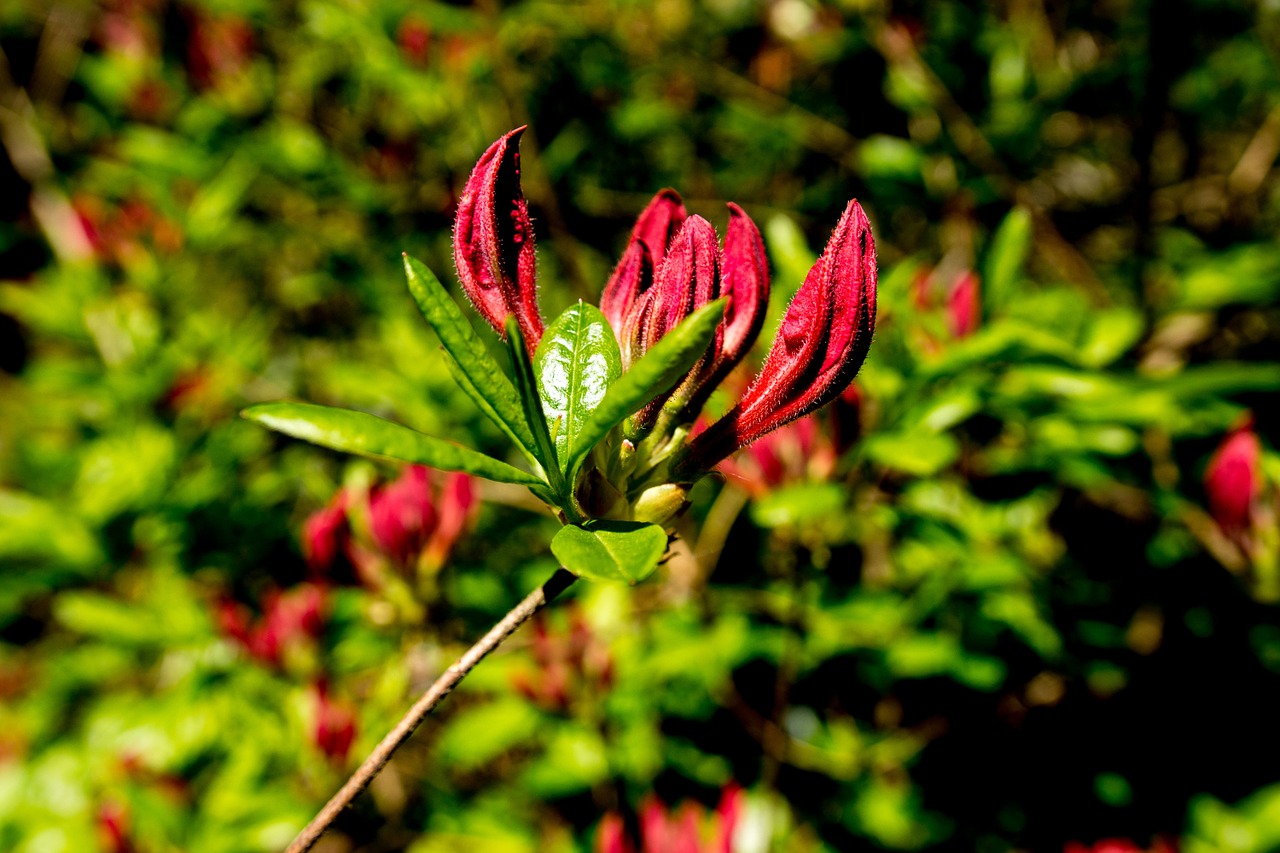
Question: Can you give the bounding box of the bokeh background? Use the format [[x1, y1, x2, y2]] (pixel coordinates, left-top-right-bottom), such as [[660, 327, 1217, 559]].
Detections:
[[3, 0, 1280, 851]]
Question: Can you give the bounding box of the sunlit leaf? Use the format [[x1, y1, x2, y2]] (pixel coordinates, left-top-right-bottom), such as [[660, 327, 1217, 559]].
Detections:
[[403, 255, 540, 466], [533, 303, 622, 478], [550, 520, 668, 584], [242, 402, 547, 489]]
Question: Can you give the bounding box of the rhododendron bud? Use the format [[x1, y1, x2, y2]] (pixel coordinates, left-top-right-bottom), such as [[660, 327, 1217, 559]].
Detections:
[[424, 471, 475, 568], [595, 814, 637, 853], [311, 682, 357, 764], [1205, 420, 1262, 536], [601, 189, 688, 342], [676, 199, 876, 476], [97, 801, 135, 853], [453, 127, 543, 352], [712, 784, 743, 853], [368, 465, 438, 565], [303, 489, 350, 572], [630, 216, 722, 432], [948, 269, 980, 338]]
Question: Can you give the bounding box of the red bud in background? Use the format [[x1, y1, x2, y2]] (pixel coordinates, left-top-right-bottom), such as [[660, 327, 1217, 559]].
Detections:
[[1205, 419, 1262, 537], [311, 681, 357, 765], [948, 270, 980, 338], [303, 489, 350, 572], [453, 127, 544, 353]]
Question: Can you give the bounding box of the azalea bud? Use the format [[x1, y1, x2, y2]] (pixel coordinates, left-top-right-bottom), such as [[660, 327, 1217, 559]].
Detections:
[[453, 127, 543, 352], [677, 203, 769, 419], [631, 483, 690, 526], [424, 471, 475, 569], [1205, 420, 1262, 537], [676, 200, 876, 477], [311, 681, 357, 764], [595, 814, 636, 853], [601, 189, 687, 344], [948, 270, 980, 338], [303, 488, 350, 572], [630, 216, 722, 433], [368, 465, 438, 566]]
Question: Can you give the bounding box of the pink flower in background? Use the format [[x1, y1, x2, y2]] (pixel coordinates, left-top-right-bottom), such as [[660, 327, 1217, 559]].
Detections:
[[947, 270, 981, 338], [97, 801, 137, 853], [596, 785, 743, 853], [302, 466, 475, 579], [217, 582, 327, 667], [397, 17, 432, 65], [311, 681, 358, 765], [1205, 418, 1262, 538], [1064, 838, 1176, 853], [304, 488, 351, 572]]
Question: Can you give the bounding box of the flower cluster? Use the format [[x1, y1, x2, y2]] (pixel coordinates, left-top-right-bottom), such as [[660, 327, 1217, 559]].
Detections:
[[304, 464, 475, 583], [596, 785, 743, 853], [452, 128, 876, 519]]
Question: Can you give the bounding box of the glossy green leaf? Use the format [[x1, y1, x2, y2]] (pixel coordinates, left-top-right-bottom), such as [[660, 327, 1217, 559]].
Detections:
[[573, 299, 724, 476], [241, 402, 547, 488], [550, 520, 668, 584], [403, 255, 539, 465], [505, 317, 565, 498], [533, 303, 622, 476], [983, 206, 1032, 312]]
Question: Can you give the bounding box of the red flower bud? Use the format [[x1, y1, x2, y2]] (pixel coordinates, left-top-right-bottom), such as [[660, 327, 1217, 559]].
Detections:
[[677, 200, 876, 476], [311, 681, 357, 764], [303, 488, 350, 572], [629, 216, 722, 433], [601, 189, 688, 345], [948, 270, 980, 338], [595, 813, 637, 853], [454, 127, 543, 353], [1205, 419, 1262, 537], [369, 465, 438, 566]]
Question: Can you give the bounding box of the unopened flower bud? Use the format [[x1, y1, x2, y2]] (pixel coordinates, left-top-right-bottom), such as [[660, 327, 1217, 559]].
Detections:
[[632, 483, 690, 526], [676, 200, 876, 477], [453, 126, 543, 353]]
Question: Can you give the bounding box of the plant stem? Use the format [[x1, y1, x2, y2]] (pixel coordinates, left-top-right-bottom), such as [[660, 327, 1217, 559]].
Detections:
[[285, 568, 578, 853]]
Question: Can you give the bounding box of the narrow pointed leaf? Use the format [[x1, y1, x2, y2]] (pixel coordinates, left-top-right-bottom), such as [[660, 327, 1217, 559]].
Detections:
[[568, 298, 723, 475], [505, 317, 565, 497], [550, 520, 668, 584], [403, 255, 539, 465], [242, 402, 547, 488], [533, 303, 622, 476]]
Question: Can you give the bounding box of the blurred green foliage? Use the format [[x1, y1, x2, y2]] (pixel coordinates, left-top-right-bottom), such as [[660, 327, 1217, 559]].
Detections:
[[2, 0, 1280, 851]]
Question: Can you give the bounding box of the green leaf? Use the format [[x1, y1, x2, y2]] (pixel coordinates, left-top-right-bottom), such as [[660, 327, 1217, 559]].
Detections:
[[550, 520, 668, 584], [505, 317, 565, 498], [570, 299, 724, 477], [403, 255, 540, 465], [983, 206, 1032, 313], [533, 303, 622, 476], [1078, 307, 1145, 368], [242, 402, 547, 488]]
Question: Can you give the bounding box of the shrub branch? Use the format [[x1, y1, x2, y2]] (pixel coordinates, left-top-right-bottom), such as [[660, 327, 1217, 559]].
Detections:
[[285, 568, 578, 853]]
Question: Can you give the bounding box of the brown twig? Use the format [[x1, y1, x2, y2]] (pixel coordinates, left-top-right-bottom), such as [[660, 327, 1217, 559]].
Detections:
[[284, 568, 578, 853]]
